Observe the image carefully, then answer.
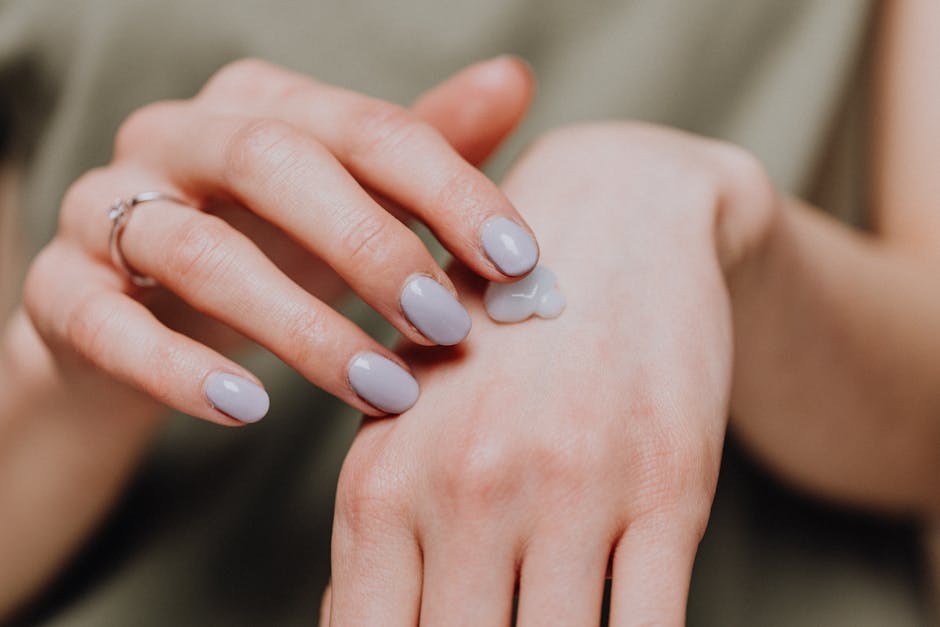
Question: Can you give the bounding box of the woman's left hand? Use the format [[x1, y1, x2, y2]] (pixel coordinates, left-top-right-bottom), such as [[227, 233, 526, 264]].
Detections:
[[324, 123, 776, 626]]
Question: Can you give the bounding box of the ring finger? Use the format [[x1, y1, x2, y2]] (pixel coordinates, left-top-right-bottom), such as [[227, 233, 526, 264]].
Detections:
[[66, 174, 423, 416]]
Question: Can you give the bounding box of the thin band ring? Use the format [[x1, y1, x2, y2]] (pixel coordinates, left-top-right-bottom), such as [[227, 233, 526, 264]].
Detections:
[[107, 191, 189, 287]]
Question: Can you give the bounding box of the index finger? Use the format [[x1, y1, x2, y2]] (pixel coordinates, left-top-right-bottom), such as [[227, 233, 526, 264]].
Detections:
[[199, 59, 540, 280]]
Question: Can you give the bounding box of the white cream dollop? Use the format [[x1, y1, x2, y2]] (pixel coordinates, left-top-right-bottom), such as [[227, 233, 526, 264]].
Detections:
[[483, 265, 566, 323]]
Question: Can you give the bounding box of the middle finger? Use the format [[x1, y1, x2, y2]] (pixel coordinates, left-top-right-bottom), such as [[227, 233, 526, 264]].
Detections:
[[198, 60, 541, 279]]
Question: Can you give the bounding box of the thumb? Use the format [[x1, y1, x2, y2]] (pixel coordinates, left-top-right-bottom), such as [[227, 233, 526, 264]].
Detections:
[[412, 56, 535, 166]]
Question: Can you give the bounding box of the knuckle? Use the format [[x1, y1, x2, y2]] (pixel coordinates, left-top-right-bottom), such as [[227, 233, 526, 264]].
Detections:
[[625, 421, 715, 522], [433, 433, 519, 510], [333, 210, 395, 265], [221, 118, 304, 187], [335, 455, 406, 534], [165, 215, 237, 291], [65, 290, 115, 360], [279, 301, 328, 366], [527, 431, 605, 493], [114, 100, 181, 160], [631, 505, 711, 556], [348, 100, 425, 159], [432, 170, 489, 219]]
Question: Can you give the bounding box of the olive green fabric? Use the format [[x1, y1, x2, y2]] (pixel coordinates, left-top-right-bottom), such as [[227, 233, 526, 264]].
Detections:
[[0, 0, 932, 625]]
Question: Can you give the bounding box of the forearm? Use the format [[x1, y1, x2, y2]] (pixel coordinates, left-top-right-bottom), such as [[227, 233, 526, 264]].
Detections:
[[0, 309, 160, 617], [729, 196, 940, 515]]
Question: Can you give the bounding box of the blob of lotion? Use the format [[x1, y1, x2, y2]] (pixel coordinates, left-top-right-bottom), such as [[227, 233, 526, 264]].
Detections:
[[483, 265, 566, 323]]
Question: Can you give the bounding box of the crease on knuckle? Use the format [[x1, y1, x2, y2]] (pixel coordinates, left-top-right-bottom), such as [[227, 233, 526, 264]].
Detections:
[[222, 118, 303, 190], [432, 170, 489, 223], [279, 301, 327, 366], [333, 209, 393, 265], [348, 100, 425, 161], [625, 420, 714, 530], [335, 455, 406, 536], [166, 216, 237, 293], [141, 336, 187, 402], [66, 290, 117, 362]]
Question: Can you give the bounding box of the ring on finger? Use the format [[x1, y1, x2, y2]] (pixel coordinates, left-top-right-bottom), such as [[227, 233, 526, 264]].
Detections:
[[107, 191, 190, 287]]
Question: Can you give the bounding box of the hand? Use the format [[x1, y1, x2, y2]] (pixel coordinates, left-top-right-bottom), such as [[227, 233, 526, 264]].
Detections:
[[326, 124, 776, 625], [21, 56, 536, 425]]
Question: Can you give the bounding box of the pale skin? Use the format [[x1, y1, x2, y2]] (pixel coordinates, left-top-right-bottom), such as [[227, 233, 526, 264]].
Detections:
[[2, 0, 940, 624], [0, 56, 537, 616]]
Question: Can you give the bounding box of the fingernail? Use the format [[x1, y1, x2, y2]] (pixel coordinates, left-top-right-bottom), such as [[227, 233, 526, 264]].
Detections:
[[204, 372, 270, 423], [481, 217, 539, 276], [348, 352, 419, 414], [400, 275, 472, 345]]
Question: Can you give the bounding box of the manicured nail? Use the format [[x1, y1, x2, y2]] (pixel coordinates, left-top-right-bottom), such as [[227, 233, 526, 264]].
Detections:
[[204, 372, 270, 423], [481, 217, 539, 277], [348, 352, 419, 414], [400, 275, 472, 345]]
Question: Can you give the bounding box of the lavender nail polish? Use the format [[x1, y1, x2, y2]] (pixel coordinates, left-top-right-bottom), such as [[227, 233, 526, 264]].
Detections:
[[348, 352, 419, 414], [400, 275, 471, 345], [481, 217, 539, 277], [205, 372, 270, 423]]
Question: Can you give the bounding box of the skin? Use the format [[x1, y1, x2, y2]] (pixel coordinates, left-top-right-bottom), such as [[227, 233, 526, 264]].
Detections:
[[327, 125, 748, 626], [23, 56, 539, 425], [324, 1, 940, 623], [0, 56, 535, 618], [2, 0, 939, 623]]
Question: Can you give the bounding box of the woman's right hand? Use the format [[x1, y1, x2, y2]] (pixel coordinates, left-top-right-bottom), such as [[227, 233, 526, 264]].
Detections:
[[22, 56, 536, 425]]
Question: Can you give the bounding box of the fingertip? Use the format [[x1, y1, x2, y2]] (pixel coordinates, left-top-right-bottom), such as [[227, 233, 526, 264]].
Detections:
[[347, 351, 420, 415], [204, 371, 271, 424], [468, 54, 536, 97], [480, 216, 540, 278], [412, 55, 535, 165]]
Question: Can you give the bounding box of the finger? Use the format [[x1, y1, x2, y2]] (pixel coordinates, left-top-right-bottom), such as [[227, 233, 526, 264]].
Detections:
[[23, 241, 268, 426], [359, 56, 535, 227], [418, 529, 517, 626], [329, 534, 421, 627], [515, 526, 611, 627], [608, 517, 700, 627], [117, 109, 472, 347], [115, 199, 420, 416], [329, 466, 422, 626], [198, 59, 540, 279], [411, 56, 535, 166], [202, 56, 534, 168]]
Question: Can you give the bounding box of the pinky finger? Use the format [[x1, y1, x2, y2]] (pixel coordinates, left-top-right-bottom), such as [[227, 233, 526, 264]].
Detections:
[[608, 515, 701, 627], [24, 242, 269, 426]]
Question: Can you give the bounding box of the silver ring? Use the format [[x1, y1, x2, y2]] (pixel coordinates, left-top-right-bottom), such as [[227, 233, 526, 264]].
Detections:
[[107, 191, 188, 287]]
